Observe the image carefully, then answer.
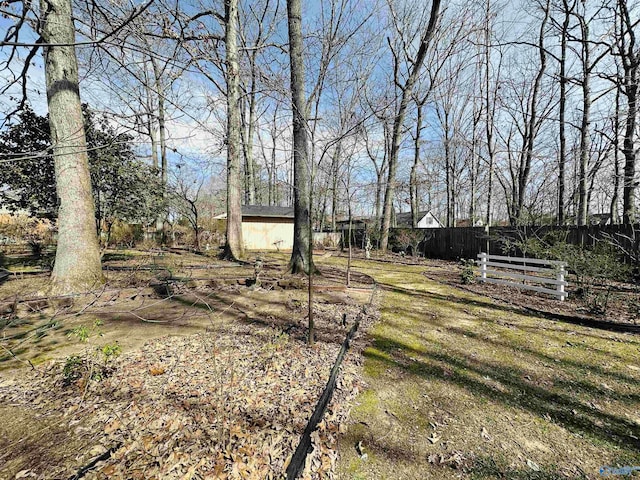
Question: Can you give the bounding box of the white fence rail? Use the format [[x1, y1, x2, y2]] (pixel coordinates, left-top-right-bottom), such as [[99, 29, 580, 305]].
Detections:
[[476, 253, 568, 301]]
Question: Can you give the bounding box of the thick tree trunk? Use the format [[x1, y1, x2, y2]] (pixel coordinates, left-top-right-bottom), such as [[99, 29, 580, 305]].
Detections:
[[149, 56, 168, 242], [618, 0, 639, 224], [380, 0, 441, 252], [287, 0, 316, 274], [41, 0, 103, 293], [224, 0, 245, 260]]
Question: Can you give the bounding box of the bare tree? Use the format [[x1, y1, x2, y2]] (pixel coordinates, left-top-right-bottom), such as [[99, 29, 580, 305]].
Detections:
[[380, 0, 441, 252], [224, 0, 245, 260], [171, 165, 206, 251], [286, 0, 315, 274], [614, 0, 640, 224]]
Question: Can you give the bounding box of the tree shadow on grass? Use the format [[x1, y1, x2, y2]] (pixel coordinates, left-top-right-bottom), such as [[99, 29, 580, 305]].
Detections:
[[381, 293, 640, 388], [365, 333, 640, 451]]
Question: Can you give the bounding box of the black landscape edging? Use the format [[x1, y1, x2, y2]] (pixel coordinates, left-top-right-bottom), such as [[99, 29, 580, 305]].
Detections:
[[67, 443, 121, 480], [285, 284, 377, 479]]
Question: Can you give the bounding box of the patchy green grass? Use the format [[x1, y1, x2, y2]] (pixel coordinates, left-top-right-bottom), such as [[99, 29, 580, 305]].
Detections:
[[322, 257, 640, 480]]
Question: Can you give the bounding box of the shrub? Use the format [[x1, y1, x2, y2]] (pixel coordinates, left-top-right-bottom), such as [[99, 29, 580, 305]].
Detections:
[[512, 230, 630, 313], [459, 259, 475, 284], [63, 320, 121, 385], [62, 355, 85, 385], [107, 221, 144, 248]]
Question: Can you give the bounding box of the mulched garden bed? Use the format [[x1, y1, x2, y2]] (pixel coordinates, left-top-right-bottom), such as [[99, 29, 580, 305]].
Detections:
[[0, 291, 379, 480]]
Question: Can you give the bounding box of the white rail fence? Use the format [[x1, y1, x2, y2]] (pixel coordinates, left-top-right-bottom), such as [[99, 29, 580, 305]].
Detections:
[[476, 253, 568, 301]]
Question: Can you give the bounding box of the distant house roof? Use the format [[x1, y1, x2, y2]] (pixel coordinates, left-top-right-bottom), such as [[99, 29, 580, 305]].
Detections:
[[395, 210, 442, 227], [242, 205, 294, 218], [335, 216, 373, 224]]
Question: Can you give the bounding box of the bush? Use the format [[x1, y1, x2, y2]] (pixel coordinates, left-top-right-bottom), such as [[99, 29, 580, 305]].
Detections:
[[0, 214, 55, 253], [459, 259, 475, 284], [62, 355, 85, 385], [107, 221, 144, 248], [392, 229, 425, 257], [512, 231, 630, 313]]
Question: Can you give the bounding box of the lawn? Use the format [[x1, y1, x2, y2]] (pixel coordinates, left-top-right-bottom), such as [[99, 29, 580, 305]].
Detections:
[[330, 257, 640, 480]]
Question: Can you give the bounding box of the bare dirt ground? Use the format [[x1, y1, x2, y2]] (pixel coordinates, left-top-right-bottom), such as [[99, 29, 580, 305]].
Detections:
[[326, 255, 640, 480], [422, 256, 640, 329], [0, 249, 377, 479]]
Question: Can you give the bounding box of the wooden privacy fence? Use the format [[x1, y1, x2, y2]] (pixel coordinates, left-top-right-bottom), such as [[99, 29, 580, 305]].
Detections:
[[477, 253, 568, 301], [414, 224, 640, 263]]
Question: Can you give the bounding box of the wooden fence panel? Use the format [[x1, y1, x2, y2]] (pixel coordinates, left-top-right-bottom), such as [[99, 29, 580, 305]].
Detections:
[[414, 224, 640, 263]]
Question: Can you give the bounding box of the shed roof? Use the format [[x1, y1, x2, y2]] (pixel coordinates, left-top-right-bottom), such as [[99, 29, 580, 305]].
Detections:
[[242, 205, 295, 218]]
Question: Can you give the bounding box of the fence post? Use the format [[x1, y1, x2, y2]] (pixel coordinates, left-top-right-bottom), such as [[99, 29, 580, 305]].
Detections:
[[556, 264, 566, 301], [479, 252, 487, 282]]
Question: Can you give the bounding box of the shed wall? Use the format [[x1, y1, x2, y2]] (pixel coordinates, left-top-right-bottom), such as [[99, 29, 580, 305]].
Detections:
[[242, 220, 294, 250]]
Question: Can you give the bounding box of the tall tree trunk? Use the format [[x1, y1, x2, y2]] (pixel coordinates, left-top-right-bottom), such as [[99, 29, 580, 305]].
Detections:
[[558, 0, 569, 225], [268, 106, 278, 206], [484, 0, 497, 227], [410, 103, 424, 228], [331, 142, 341, 231], [41, 0, 103, 293], [145, 80, 159, 173], [577, 15, 590, 226], [515, 0, 549, 224], [380, 0, 441, 252], [241, 80, 257, 204], [622, 78, 638, 224], [224, 0, 244, 260], [150, 55, 168, 241], [611, 82, 621, 223], [287, 0, 315, 274], [150, 56, 167, 188], [150, 123, 159, 171], [618, 0, 639, 224], [444, 111, 454, 227], [469, 103, 481, 225]]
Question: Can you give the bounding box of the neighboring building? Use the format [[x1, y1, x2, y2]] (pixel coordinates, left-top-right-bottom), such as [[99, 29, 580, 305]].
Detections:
[[216, 205, 295, 251], [335, 210, 444, 230], [395, 210, 443, 228], [456, 218, 485, 227]]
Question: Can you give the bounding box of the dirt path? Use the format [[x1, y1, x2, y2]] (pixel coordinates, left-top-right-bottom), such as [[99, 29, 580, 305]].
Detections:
[[332, 259, 640, 480]]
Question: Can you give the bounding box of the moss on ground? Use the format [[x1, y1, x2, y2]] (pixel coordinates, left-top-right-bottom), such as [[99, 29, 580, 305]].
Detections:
[[323, 257, 640, 480]]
